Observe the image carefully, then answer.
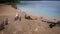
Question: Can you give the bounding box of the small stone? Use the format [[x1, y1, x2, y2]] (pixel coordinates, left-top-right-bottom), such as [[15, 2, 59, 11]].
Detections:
[[1, 32, 3, 34], [13, 31, 17, 34], [34, 28, 38, 32]]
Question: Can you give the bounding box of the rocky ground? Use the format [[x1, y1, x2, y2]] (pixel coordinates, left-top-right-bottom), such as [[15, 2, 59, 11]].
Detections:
[[0, 4, 60, 34]]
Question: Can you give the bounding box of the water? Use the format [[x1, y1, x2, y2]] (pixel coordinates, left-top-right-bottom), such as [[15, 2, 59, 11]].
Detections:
[[16, 1, 60, 20]]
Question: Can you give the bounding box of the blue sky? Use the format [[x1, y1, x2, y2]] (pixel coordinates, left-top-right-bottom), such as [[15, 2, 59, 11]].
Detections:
[[16, 1, 60, 20]]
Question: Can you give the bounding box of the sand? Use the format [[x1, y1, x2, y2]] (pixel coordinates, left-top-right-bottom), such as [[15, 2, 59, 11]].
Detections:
[[0, 4, 60, 34]]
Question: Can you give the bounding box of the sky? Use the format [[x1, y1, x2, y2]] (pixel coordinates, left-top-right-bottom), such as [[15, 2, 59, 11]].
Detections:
[[16, 1, 60, 20]]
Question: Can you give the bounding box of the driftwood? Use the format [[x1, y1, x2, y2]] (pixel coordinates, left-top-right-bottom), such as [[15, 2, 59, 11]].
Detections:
[[47, 21, 55, 24], [14, 16, 19, 21], [19, 17, 21, 21], [0, 18, 8, 31], [0, 21, 5, 30], [25, 15, 33, 20], [49, 23, 56, 28], [47, 21, 60, 28], [56, 21, 60, 26], [56, 21, 60, 25], [4, 18, 8, 25], [42, 20, 46, 22]]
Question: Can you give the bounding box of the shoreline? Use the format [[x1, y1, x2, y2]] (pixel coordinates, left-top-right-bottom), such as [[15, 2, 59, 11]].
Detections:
[[19, 10, 60, 21]]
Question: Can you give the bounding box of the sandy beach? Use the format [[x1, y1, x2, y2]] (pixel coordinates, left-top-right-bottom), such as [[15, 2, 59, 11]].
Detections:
[[0, 4, 60, 34]]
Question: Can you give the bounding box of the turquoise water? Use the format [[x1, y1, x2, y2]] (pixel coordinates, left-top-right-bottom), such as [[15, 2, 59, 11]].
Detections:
[[16, 1, 60, 20]]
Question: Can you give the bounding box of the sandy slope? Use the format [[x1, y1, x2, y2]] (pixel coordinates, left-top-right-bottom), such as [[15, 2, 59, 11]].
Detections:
[[0, 4, 60, 34]]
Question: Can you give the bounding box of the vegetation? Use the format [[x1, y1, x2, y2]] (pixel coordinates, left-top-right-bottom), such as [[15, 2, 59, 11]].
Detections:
[[0, 0, 20, 3], [0, 0, 20, 9], [10, 2, 17, 9]]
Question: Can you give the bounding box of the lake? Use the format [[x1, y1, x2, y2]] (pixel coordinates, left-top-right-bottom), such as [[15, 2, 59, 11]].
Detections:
[[16, 1, 60, 20]]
